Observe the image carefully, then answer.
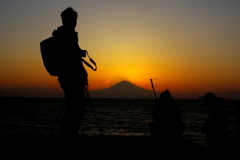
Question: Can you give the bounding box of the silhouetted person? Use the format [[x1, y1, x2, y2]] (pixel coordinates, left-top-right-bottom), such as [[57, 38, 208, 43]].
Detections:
[[201, 92, 228, 152], [52, 7, 88, 135], [149, 90, 185, 140]]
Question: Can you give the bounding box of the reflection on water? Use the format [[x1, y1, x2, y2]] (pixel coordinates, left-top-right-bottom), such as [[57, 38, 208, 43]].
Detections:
[[0, 98, 239, 147]]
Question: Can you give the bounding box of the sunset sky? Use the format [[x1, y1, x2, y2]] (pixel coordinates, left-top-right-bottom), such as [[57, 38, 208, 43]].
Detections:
[[0, 0, 240, 99]]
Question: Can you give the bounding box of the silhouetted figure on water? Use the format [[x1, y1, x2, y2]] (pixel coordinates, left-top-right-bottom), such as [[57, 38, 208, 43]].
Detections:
[[149, 90, 185, 139], [53, 7, 88, 135], [149, 90, 207, 153], [202, 92, 228, 152]]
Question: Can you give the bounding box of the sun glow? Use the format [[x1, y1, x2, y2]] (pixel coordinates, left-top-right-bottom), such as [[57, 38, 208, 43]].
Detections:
[[0, 1, 239, 99]]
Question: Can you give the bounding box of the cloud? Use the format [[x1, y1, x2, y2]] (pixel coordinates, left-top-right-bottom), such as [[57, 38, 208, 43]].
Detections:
[[102, 80, 110, 88]]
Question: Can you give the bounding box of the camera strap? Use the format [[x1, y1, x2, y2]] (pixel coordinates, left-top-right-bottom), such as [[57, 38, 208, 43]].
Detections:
[[82, 51, 97, 71]]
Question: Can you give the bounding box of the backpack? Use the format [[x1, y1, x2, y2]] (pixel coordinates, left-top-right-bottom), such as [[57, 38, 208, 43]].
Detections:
[[40, 36, 97, 76]]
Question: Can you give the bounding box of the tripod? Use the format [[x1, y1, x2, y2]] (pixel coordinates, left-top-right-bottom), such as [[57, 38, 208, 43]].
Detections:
[[51, 87, 103, 136], [51, 101, 65, 135], [84, 86, 103, 136]]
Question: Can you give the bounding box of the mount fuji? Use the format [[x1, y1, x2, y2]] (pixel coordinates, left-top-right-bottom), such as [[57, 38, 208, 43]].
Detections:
[[89, 81, 157, 99]]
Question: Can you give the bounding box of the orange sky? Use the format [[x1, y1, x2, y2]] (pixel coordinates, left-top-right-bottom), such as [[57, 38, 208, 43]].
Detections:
[[0, 0, 240, 99]]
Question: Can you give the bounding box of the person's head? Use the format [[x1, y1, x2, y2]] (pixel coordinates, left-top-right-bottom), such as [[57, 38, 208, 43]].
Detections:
[[61, 7, 78, 29], [159, 90, 172, 100], [204, 92, 218, 109]]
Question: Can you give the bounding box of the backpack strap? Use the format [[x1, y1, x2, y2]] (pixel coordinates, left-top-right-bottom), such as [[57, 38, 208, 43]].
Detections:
[[82, 51, 97, 71]]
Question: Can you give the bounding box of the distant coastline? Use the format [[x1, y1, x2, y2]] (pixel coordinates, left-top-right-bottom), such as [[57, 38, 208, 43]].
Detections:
[[1, 81, 240, 99]]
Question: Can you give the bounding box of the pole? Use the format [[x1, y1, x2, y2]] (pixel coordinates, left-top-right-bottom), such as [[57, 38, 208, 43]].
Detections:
[[150, 79, 157, 100]]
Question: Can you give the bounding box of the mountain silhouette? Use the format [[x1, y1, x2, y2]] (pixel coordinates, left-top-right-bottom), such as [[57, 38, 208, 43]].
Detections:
[[89, 81, 156, 99], [0, 87, 64, 97]]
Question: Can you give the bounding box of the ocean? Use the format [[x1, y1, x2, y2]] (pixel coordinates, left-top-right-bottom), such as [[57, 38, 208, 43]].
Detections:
[[0, 97, 239, 147]]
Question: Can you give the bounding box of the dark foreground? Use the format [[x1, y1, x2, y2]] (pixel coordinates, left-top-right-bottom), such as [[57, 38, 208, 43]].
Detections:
[[0, 97, 239, 154]]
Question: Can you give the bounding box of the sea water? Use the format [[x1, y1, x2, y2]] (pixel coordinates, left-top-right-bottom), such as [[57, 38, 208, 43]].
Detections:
[[0, 97, 239, 147]]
